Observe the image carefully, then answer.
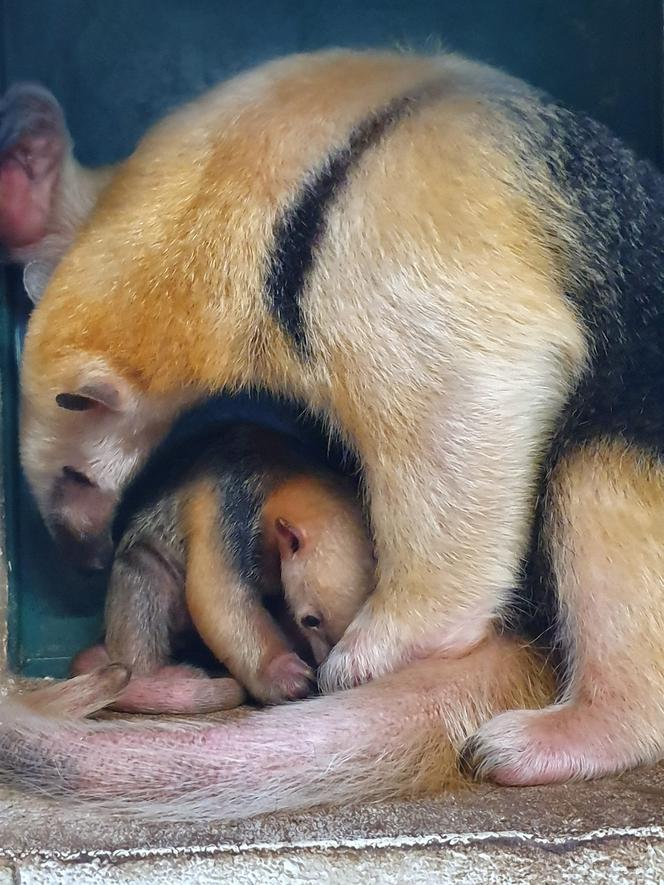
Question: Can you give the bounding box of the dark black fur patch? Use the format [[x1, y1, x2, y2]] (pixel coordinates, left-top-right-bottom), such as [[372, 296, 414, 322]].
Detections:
[[507, 100, 664, 679], [264, 78, 448, 357], [112, 392, 357, 546], [219, 472, 263, 589]]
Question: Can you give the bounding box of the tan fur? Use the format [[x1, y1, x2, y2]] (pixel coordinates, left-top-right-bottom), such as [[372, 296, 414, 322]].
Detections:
[[183, 479, 313, 704], [19, 50, 586, 693], [466, 441, 664, 784], [80, 465, 371, 711], [7, 48, 638, 813], [263, 475, 375, 657]]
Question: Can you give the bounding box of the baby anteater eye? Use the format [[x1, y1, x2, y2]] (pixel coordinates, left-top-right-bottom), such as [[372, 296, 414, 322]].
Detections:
[[62, 466, 93, 486], [301, 614, 321, 629]]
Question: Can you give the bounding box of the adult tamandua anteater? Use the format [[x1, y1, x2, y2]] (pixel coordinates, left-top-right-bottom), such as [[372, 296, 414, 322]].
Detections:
[[0, 47, 660, 816]]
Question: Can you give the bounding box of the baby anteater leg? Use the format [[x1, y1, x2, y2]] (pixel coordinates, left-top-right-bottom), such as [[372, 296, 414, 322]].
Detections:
[[184, 481, 313, 704], [74, 543, 245, 714]]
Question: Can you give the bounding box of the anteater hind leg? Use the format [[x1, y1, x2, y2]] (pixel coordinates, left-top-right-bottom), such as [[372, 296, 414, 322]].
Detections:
[[463, 440, 664, 784]]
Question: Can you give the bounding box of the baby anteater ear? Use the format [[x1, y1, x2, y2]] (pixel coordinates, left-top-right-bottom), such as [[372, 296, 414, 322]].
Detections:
[[0, 83, 70, 257], [275, 517, 306, 559]]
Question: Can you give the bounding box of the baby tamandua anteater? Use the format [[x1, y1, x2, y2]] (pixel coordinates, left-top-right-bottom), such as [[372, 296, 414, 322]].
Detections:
[[71, 422, 374, 712]]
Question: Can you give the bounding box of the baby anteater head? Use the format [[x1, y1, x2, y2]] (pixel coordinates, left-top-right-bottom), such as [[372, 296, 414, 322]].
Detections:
[[267, 476, 375, 665]]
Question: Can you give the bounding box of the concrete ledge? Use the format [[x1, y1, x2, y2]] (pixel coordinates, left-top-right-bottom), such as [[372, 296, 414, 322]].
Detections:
[[0, 764, 663, 883]]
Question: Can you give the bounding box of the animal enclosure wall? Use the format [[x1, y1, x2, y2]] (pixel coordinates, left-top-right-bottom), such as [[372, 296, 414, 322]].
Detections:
[[1, 0, 662, 675]]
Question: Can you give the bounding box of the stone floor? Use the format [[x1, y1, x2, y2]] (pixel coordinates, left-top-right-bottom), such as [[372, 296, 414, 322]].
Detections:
[[0, 764, 662, 883]]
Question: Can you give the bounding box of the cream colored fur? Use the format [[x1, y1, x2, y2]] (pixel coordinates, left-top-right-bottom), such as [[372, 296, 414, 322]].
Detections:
[[4, 48, 657, 812], [466, 441, 664, 784], [18, 51, 586, 689]]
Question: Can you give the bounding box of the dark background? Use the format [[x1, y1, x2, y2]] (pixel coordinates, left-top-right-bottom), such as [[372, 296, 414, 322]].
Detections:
[[1, 0, 662, 675]]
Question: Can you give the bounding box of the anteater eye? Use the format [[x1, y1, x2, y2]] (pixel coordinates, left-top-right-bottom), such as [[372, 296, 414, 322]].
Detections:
[[56, 393, 94, 411], [301, 614, 321, 629], [62, 466, 93, 487]]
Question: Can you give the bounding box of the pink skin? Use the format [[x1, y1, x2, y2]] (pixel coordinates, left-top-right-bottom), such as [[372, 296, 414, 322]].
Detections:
[[0, 84, 65, 253], [72, 643, 312, 712], [20, 664, 131, 718], [464, 702, 640, 786], [71, 645, 246, 715], [0, 157, 52, 248], [259, 652, 314, 704]]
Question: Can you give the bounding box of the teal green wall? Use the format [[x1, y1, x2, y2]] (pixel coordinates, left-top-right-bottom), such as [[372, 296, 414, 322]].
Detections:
[[2, 0, 663, 675]]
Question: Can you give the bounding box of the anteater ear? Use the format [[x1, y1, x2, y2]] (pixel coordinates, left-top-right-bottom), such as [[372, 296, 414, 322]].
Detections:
[[22, 258, 57, 304], [56, 372, 135, 414], [275, 517, 306, 559], [0, 82, 70, 256]]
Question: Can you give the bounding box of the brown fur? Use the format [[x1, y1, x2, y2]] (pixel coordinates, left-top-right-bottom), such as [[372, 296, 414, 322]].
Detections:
[[1, 48, 659, 814], [18, 51, 585, 688], [73, 432, 374, 711], [183, 478, 314, 704]]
